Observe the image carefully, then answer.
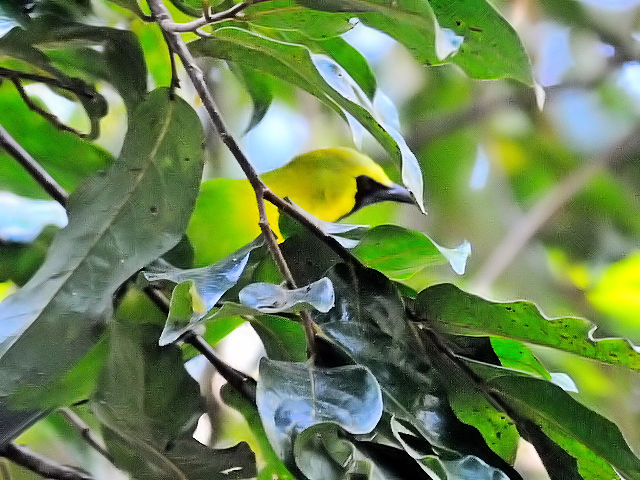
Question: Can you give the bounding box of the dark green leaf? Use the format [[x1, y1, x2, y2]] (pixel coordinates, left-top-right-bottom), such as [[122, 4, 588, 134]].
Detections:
[[93, 322, 257, 480], [491, 375, 640, 479], [353, 224, 471, 279], [416, 283, 640, 370], [0, 89, 204, 437], [256, 358, 383, 465], [189, 27, 425, 211]]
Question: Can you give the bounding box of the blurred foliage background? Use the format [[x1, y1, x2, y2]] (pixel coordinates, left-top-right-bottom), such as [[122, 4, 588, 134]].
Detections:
[[1, 0, 640, 478]]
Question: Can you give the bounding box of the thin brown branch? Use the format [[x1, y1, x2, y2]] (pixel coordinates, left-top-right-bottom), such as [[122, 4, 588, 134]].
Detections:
[[0, 125, 68, 206], [149, 0, 321, 354], [9, 78, 88, 138], [0, 443, 92, 480], [157, 0, 269, 33], [58, 408, 112, 462], [472, 125, 640, 294]]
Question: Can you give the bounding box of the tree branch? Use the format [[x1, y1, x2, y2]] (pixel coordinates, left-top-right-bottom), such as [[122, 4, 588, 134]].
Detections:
[[472, 125, 640, 294], [149, 0, 323, 354], [0, 443, 92, 480], [156, 0, 270, 33], [58, 408, 112, 462], [0, 125, 68, 206]]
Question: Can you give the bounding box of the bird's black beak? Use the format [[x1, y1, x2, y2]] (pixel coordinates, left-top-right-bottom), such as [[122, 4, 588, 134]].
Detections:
[[345, 175, 416, 218]]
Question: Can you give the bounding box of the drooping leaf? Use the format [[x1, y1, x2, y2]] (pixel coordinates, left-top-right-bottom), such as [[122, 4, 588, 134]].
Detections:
[[352, 224, 471, 279], [92, 322, 257, 480], [239, 277, 335, 313], [24, 18, 148, 112], [142, 236, 265, 344], [230, 63, 274, 132], [298, 0, 533, 84], [490, 375, 640, 480], [415, 283, 640, 370], [189, 27, 425, 211], [249, 315, 307, 362], [256, 358, 383, 466], [0, 88, 204, 442]]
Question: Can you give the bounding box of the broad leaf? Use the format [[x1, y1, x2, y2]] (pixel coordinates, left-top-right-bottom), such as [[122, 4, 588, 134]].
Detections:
[[93, 322, 257, 480], [239, 277, 335, 313], [490, 337, 551, 380], [256, 358, 383, 465], [298, 0, 533, 84], [0, 88, 204, 432], [249, 315, 307, 362], [491, 375, 640, 480], [353, 224, 471, 279], [416, 283, 640, 370], [189, 27, 425, 211]]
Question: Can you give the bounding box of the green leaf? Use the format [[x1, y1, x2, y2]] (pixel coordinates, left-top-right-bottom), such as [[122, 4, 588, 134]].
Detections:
[[491, 375, 640, 479], [244, 1, 355, 39], [490, 337, 551, 380], [24, 19, 148, 112], [298, 0, 533, 84], [107, 0, 149, 18], [221, 384, 296, 480], [239, 277, 335, 313], [0, 82, 111, 199], [189, 27, 425, 212], [312, 263, 519, 477], [249, 315, 307, 362], [230, 63, 274, 132], [93, 322, 257, 480], [256, 358, 383, 466], [142, 236, 265, 345], [415, 283, 640, 370], [353, 224, 471, 279], [0, 89, 204, 433]]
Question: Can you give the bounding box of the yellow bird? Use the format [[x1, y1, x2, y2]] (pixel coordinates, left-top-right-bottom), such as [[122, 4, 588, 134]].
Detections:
[[187, 147, 415, 266]]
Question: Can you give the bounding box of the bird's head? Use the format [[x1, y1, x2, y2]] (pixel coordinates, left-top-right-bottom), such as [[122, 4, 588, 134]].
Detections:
[[263, 147, 416, 221]]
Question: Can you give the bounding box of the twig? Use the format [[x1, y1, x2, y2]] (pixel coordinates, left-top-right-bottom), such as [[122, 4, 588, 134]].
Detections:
[[58, 408, 113, 462], [0, 443, 92, 480], [155, 0, 269, 33], [9, 77, 88, 138], [181, 331, 258, 404], [149, 0, 320, 354], [0, 125, 68, 206], [472, 125, 640, 294]]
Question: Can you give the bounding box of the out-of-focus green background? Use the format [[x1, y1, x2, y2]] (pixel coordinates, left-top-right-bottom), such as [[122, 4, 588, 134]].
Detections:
[[1, 1, 639, 478]]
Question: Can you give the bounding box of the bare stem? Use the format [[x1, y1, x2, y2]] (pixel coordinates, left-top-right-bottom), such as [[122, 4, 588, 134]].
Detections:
[[58, 408, 112, 462], [0, 125, 68, 206], [157, 0, 270, 33], [0, 443, 92, 480], [472, 126, 640, 294]]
